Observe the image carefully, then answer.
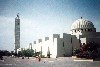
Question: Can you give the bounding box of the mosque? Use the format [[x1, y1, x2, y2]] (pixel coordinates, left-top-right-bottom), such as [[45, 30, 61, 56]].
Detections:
[[33, 17, 100, 58]]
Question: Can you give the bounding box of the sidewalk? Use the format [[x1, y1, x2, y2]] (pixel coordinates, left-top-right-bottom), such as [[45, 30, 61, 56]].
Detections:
[[72, 56, 93, 62]]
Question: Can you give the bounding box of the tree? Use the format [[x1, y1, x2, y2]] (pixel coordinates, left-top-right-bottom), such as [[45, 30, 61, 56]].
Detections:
[[22, 49, 34, 57], [18, 51, 22, 57], [74, 42, 100, 59]]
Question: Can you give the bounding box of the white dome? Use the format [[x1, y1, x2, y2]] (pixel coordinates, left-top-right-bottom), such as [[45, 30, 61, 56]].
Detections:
[[71, 18, 94, 30]]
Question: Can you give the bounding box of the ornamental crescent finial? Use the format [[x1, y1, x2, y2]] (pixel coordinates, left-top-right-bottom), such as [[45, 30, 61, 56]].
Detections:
[[81, 17, 82, 19], [17, 13, 19, 18]]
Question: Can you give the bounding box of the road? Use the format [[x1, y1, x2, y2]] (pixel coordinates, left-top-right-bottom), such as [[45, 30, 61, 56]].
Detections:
[[0, 56, 100, 67]]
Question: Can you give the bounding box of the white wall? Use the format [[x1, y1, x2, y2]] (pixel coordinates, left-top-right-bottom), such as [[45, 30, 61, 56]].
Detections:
[[33, 34, 59, 58]]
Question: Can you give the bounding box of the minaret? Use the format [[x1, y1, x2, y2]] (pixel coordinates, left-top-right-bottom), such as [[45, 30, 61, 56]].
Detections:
[[15, 13, 20, 53]]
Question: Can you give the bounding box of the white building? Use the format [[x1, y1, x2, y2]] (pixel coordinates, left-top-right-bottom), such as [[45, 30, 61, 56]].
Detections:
[[33, 17, 100, 58]]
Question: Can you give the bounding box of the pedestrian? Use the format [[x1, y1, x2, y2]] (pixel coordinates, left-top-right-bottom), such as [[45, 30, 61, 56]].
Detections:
[[38, 55, 41, 62]]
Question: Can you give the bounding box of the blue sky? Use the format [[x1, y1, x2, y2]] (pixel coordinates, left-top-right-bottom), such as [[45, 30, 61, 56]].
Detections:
[[0, 0, 100, 51]]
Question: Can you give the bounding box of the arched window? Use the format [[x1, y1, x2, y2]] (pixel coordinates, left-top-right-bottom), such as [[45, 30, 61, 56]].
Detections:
[[83, 43, 85, 45], [63, 42, 64, 47]]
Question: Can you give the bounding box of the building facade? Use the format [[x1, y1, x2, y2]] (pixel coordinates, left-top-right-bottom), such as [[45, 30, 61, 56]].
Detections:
[[33, 18, 100, 58], [15, 14, 20, 53]]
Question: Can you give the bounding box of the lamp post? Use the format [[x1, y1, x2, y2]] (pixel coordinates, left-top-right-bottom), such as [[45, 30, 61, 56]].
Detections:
[[71, 37, 73, 56], [28, 51, 29, 59]]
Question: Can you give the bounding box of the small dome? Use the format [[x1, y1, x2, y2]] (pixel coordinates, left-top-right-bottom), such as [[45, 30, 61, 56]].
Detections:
[[71, 18, 94, 30]]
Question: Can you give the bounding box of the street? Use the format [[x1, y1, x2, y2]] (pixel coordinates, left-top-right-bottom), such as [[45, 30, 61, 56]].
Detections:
[[0, 56, 100, 67]]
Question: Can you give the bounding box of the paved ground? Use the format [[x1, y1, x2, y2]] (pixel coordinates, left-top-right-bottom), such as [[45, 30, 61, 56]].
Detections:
[[0, 56, 100, 67]]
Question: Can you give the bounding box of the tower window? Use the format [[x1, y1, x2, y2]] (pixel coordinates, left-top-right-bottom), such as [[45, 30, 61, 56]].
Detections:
[[18, 23, 19, 25], [81, 29, 83, 31], [75, 30, 76, 32], [85, 29, 86, 31]]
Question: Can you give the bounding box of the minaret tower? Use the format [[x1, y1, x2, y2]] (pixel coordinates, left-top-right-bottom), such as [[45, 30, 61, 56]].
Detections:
[[15, 13, 20, 53]]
